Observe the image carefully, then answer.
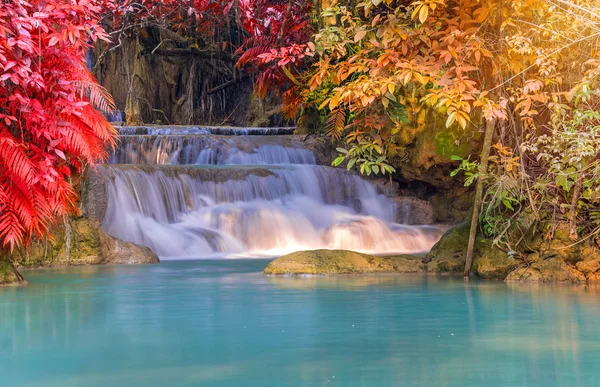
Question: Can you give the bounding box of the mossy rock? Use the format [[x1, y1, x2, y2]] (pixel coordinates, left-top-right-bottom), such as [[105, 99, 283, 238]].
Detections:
[[472, 241, 519, 279], [17, 218, 159, 268], [264, 250, 426, 275], [425, 223, 470, 274], [506, 258, 586, 283], [425, 223, 518, 279]]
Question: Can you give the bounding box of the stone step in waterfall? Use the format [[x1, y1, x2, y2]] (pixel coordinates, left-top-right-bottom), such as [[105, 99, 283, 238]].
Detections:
[[90, 126, 443, 258], [117, 125, 296, 136]]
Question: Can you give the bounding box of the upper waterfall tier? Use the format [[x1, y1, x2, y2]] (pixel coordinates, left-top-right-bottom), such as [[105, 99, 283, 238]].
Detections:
[[110, 135, 316, 165], [95, 164, 443, 258], [117, 126, 296, 136]]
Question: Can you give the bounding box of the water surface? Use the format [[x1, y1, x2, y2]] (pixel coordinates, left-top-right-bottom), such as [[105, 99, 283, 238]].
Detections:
[[1, 260, 599, 386]]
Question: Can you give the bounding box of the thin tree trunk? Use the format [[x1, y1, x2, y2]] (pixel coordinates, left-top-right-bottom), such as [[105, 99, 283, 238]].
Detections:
[[10, 261, 25, 283], [64, 217, 72, 267], [464, 118, 497, 279], [569, 174, 584, 241]]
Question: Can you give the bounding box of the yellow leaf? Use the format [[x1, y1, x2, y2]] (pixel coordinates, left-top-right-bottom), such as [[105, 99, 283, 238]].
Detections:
[[329, 94, 342, 110], [446, 112, 456, 128], [419, 5, 429, 24], [354, 30, 367, 43]]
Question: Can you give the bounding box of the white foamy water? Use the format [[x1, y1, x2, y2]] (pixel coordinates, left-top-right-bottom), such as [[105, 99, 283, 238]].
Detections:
[[110, 136, 316, 165], [102, 132, 443, 258]]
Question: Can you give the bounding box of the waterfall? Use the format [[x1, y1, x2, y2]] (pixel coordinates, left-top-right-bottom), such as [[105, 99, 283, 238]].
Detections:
[[110, 136, 316, 165], [116, 126, 296, 136], [101, 130, 444, 259]]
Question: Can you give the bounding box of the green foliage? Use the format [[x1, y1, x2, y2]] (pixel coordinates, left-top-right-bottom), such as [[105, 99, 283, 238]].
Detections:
[[332, 143, 396, 176], [450, 155, 479, 186]]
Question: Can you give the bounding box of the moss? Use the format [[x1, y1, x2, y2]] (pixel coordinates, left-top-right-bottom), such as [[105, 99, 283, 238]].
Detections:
[[264, 250, 425, 275], [472, 241, 518, 279], [425, 223, 518, 279], [425, 223, 470, 274], [16, 218, 158, 268]]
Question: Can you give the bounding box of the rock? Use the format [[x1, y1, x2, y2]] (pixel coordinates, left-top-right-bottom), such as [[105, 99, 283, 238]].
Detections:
[[506, 258, 586, 283], [370, 179, 400, 197], [390, 197, 433, 225], [424, 223, 470, 274], [429, 188, 473, 223], [472, 241, 519, 279], [575, 247, 600, 281], [80, 166, 109, 222], [264, 249, 426, 275], [398, 110, 482, 190], [17, 218, 159, 268], [424, 223, 518, 278], [0, 261, 23, 286], [99, 231, 160, 264]]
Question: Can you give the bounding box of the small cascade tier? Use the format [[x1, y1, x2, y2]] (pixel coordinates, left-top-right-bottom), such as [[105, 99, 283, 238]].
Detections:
[[117, 126, 296, 136], [110, 135, 316, 165], [99, 129, 444, 259]]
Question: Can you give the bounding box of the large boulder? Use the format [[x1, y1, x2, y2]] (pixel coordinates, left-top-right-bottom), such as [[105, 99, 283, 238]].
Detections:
[[424, 223, 470, 274], [264, 250, 426, 275], [17, 218, 159, 268]]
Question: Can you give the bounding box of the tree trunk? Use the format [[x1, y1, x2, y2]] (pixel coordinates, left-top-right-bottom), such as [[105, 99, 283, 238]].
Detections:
[[569, 174, 584, 241], [64, 217, 72, 267], [464, 118, 497, 279]]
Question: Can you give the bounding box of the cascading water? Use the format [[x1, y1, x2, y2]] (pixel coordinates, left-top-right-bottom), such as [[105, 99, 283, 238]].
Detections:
[[110, 135, 316, 165], [101, 127, 444, 259], [116, 126, 296, 136]]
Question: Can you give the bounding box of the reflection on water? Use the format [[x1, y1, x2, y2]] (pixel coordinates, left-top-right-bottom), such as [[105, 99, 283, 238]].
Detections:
[[2, 261, 600, 386]]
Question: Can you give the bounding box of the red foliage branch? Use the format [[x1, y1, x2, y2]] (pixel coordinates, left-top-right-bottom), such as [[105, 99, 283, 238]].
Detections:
[[0, 0, 117, 250]]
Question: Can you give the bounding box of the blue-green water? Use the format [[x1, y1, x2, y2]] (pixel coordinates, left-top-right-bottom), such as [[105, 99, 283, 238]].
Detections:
[[1, 260, 600, 386]]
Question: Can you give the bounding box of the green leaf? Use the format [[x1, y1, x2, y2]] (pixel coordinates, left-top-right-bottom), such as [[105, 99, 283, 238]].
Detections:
[[336, 148, 349, 154], [332, 156, 344, 166], [502, 199, 514, 211], [347, 157, 357, 170]]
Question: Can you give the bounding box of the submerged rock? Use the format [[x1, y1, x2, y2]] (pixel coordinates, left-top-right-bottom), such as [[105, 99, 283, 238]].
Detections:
[[17, 218, 159, 268], [264, 250, 426, 275]]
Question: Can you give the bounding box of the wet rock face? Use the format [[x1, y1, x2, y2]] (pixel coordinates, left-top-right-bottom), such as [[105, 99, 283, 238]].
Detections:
[[390, 197, 434, 225], [99, 231, 160, 265], [263, 250, 426, 275], [18, 218, 159, 268]]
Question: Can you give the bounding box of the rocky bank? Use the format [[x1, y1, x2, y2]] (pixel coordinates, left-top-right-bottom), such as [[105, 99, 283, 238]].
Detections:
[[265, 223, 600, 283]]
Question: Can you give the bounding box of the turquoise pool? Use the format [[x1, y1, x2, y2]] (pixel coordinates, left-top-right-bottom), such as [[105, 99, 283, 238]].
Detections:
[[1, 260, 599, 386]]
